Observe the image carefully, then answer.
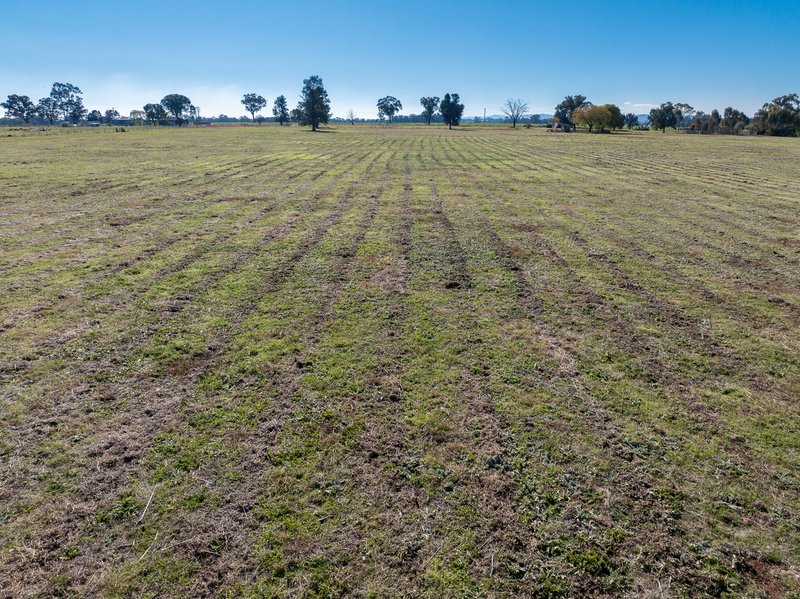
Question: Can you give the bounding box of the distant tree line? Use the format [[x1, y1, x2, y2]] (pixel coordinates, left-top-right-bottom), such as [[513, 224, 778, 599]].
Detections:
[[3, 81, 798, 136], [539, 93, 800, 136], [752, 94, 800, 136], [1, 83, 87, 125], [365, 94, 464, 128], [0, 76, 331, 130]]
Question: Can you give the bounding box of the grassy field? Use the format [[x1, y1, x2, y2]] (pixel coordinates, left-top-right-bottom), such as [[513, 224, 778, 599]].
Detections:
[[0, 124, 798, 598]]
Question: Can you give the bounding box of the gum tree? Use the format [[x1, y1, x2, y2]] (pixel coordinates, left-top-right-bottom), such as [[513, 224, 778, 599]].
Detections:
[[1, 94, 37, 123], [419, 96, 440, 125], [242, 93, 267, 124], [144, 103, 168, 125], [649, 101, 678, 132], [160, 94, 192, 125], [554, 94, 589, 125], [49, 82, 85, 123], [377, 96, 402, 124], [439, 93, 464, 129], [37, 97, 59, 124]]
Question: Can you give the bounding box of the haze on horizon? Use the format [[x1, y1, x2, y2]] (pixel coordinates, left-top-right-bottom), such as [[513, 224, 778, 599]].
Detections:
[[1, 0, 798, 119]]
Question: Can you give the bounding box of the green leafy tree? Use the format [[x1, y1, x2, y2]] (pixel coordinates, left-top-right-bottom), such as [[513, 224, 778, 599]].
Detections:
[[273, 95, 290, 125], [603, 104, 625, 130], [295, 75, 331, 131], [104, 108, 120, 124], [49, 82, 86, 123], [160, 94, 192, 125], [752, 94, 799, 136], [37, 97, 59, 124], [87, 109, 102, 122], [574, 104, 623, 132], [624, 113, 638, 129], [129, 110, 145, 125], [144, 103, 168, 125], [501, 98, 529, 128], [296, 75, 331, 131], [241, 93, 267, 124], [674, 102, 694, 127], [419, 96, 440, 125], [573, 104, 606, 132], [554, 94, 589, 125], [377, 96, 402, 124], [1, 94, 37, 123], [709, 109, 721, 134], [439, 93, 464, 129], [649, 101, 677, 132], [67, 100, 87, 123], [721, 106, 750, 134], [690, 111, 708, 132]]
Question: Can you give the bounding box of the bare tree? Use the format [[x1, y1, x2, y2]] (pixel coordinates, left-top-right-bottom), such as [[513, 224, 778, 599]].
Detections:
[[501, 98, 529, 128], [346, 108, 356, 124]]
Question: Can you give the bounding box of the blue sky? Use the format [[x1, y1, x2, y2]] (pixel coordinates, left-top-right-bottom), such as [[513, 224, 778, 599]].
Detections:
[[1, 0, 798, 118]]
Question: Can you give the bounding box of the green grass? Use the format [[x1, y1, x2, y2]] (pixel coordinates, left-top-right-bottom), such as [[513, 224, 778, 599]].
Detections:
[[0, 124, 798, 597]]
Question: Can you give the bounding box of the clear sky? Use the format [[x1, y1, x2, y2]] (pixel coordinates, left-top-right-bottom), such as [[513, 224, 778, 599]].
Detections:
[[1, 0, 798, 119]]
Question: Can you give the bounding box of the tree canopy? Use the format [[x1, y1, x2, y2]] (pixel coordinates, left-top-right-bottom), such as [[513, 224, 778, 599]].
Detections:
[[273, 95, 290, 125], [571, 104, 624, 132], [555, 95, 589, 125], [1, 94, 37, 123], [439, 93, 464, 129], [573, 105, 604, 132], [419, 96, 440, 125], [709, 109, 721, 133], [144, 103, 168, 125], [296, 76, 331, 131], [377, 96, 402, 123], [674, 103, 695, 127], [752, 94, 799, 136], [649, 101, 678, 132], [160, 94, 192, 125], [50, 82, 85, 123], [36, 97, 59, 124], [720, 106, 750, 134], [242, 93, 267, 124], [603, 104, 625, 130]]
